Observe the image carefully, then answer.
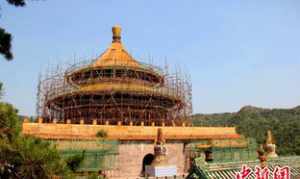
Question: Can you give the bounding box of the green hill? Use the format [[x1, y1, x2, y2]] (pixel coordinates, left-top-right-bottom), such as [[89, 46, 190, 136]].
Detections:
[[192, 106, 300, 155]]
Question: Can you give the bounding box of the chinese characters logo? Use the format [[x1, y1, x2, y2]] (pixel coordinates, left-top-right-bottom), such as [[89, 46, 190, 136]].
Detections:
[[235, 165, 290, 179]]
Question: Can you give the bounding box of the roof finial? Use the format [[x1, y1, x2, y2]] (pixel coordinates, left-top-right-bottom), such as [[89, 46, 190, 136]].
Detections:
[[266, 130, 273, 144], [112, 25, 121, 43]]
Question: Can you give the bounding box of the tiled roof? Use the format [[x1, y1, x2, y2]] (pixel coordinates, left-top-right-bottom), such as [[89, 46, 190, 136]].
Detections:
[[192, 156, 300, 179]]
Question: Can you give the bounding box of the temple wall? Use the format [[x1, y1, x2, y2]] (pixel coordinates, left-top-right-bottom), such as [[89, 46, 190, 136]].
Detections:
[[21, 122, 244, 178], [22, 122, 240, 140]]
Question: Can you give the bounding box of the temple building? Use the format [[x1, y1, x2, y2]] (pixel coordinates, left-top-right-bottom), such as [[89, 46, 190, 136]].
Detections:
[[42, 25, 191, 126], [188, 131, 300, 179], [23, 26, 253, 178]]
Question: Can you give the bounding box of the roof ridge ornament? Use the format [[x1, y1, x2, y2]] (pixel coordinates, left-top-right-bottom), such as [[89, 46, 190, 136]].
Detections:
[[112, 25, 121, 43], [266, 130, 273, 144]]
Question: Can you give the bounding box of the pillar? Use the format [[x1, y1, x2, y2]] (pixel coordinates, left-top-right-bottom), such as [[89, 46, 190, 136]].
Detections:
[[117, 121, 122, 126], [172, 120, 176, 127], [37, 117, 43, 123], [80, 118, 84, 125], [151, 122, 155, 126]]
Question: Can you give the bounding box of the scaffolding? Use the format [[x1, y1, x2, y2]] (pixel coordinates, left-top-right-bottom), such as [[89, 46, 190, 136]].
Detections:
[[37, 57, 192, 126], [36, 26, 192, 126]]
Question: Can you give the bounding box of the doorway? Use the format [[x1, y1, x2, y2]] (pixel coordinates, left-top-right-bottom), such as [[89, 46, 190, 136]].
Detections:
[[141, 153, 155, 175]]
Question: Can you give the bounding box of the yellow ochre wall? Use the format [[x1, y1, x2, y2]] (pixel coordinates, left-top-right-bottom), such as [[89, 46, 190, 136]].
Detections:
[[22, 122, 240, 141]]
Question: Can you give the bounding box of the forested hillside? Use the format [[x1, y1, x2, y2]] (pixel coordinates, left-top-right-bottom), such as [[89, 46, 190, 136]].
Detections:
[[192, 106, 300, 155]]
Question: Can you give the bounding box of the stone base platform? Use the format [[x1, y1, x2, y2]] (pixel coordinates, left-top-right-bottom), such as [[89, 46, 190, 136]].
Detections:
[[145, 165, 177, 177]]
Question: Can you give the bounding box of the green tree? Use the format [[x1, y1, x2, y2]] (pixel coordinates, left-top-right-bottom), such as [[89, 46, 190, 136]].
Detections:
[[192, 105, 300, 155], [0, 102, 20, 140], [88, 172, 104, 179], [0, 83, 70, 178], [65, 151, 85, 172], [0, 27, 13, 60], [0, 0, 26, 60], [6, 0, 26, 6], [0, 137, 69, 179], [0, 82, 3, 100], [96, 129, 108, 138]]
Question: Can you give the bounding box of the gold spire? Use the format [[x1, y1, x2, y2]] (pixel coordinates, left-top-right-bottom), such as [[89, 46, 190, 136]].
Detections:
[[266, 130, 273, 144], [156, 128, 165, 145], [91, 26, 140, 68], [152, 128, 168, 166], [112, 25, 121, 43]]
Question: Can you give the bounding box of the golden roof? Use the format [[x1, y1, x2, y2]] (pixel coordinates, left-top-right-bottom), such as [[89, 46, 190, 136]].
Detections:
[[91, 25, 140, 68]]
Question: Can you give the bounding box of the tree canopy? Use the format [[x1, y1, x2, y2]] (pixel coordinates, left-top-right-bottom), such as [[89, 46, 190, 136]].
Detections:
[[0, 82, 3, 100], [0, 0, 26, 60], [0, 83, 72, 178], [192, 105, 300, 156], [6, 0, 26, 7]]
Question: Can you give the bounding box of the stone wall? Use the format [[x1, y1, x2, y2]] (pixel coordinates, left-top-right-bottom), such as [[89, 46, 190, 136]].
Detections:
[[107, 142, 186, 178], [21, 122, 243, 178]]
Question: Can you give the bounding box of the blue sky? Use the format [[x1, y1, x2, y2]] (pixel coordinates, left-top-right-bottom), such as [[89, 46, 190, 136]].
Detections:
[[0, 0, 300, 116]]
